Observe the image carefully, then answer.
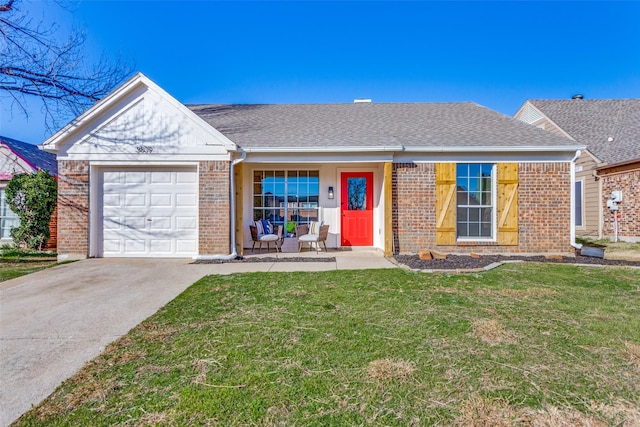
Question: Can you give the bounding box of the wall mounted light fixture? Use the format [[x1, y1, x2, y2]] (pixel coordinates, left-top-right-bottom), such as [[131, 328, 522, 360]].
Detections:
[[328, 186, 334, 199]]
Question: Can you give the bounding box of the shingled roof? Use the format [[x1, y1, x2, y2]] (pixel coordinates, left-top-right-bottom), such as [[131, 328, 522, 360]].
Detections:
[[0, 135, 58, 175], [189, 102, 577, 151], [525, 99, 640, 165]]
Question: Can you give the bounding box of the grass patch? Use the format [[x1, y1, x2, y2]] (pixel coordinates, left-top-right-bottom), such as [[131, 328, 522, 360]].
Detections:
[[15, 263, 640, 426], [0, 259, 58, 281]]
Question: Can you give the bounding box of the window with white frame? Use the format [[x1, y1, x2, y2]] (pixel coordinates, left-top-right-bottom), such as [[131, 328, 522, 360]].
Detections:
[[575, 180, 583, 227], [252, 170, 319, 233], [0, 188, 19, 239], [456, 163, 495, 239]]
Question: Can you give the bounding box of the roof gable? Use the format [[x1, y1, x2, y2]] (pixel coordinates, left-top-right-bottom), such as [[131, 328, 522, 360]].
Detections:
[[42, 73, 236, 157], [521, 99, 640, 165]]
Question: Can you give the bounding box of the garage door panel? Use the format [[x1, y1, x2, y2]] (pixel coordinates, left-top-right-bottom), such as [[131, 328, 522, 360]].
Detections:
[[150, 217, 171, 230], [103, 239, 121, 252], [101, 167, 198, 257], [151, 172, 172, 184], [125, 193, 147, 207], [104, 194, 121, 208], [150, 239, 172, 253], [124, 239, 146, 253], [176, 240, 197, 253], [124, 171, 146, 184], [176, 216, 197, 230], [176, 193, 197, 206], [103, 171, 122, 183], [176, 172, 196, 184], [151, 193, 172, 206], [104, 217, 123, 230]]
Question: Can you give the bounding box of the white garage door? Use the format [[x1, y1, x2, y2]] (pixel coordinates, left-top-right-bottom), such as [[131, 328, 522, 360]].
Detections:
[[101, 167, 198, 257]]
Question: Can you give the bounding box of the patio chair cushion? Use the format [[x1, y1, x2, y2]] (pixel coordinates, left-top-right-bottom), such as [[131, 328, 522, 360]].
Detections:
[[259, 234, 279, 242], [253, 220, 273, 236], [308, 221, 321, 236]]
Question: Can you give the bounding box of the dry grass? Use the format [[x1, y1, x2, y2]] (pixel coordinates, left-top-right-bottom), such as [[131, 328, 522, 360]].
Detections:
[[622, 341, 640, 366], [366, 358, 416, 382], [470, 318, 517, 346]]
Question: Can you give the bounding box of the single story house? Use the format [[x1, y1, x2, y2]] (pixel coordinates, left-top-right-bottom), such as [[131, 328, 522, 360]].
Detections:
[[42, 73, 583, 260], [515, 98, 639, 242], [0, 135, 58, 247]]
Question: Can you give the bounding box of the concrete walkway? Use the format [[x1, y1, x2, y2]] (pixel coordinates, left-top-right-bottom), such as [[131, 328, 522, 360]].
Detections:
[[0, 251, 396, 426]]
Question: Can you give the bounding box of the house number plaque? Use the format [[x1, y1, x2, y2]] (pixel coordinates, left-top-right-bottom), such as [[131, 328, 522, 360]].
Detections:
[[136, 145, 154, 154]]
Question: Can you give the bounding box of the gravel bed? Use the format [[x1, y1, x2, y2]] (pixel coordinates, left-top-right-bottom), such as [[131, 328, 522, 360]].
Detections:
[[193, 256, 336, 264], [394, 254, 640, 270]]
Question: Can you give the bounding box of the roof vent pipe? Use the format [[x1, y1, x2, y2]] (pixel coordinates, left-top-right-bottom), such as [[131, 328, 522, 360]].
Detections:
[[572, 94, 584, 100]]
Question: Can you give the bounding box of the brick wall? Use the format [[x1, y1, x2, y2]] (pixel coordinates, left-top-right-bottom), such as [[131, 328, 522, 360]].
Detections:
[[601, 168, 639, 240], [199, 161, 232, 254], [392, 163, 436, 253], [45, 205, 58, 250], [392, 162, 573, 255], [57, 160, 89, 258]]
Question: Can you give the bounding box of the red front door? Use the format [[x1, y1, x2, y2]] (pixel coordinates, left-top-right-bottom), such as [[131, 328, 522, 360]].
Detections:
[[341, 172, 373, 246]]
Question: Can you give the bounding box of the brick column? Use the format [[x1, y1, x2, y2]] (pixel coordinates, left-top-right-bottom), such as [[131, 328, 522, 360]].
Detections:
[[199, 161, 231, 254], [57, 160, 90, 259]]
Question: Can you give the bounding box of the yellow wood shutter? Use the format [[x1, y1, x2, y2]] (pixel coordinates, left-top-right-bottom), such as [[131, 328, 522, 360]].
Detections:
[[497, 163, 519, 245], [435, 163, 457, 245]]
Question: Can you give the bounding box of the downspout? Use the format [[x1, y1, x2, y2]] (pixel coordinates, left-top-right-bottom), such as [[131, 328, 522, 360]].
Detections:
[[570, 150, 582, 251], [193, 149, 247, 261]]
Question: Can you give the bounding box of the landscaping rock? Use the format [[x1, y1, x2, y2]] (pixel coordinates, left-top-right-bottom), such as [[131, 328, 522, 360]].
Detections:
[[419, 250, 433, 260]]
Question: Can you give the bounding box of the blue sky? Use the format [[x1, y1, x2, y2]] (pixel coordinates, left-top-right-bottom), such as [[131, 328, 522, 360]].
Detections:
[[2, 0, 639, 144]]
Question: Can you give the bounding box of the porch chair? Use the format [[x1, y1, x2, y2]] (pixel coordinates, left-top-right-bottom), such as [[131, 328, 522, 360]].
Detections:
[[296, 222, 329, 253], [249, 220, 282, 253]]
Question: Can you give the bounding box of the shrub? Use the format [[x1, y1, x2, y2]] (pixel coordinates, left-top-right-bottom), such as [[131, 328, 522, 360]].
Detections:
[[5, 170, 57, 251]]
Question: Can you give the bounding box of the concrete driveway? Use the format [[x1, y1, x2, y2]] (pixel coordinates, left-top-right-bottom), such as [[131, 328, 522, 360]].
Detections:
[[0, 258, 214, 427]]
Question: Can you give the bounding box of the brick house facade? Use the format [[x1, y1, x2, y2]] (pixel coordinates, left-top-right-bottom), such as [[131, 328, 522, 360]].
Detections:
[[44, 73, 582, 259], [392, 162, 572, 254]]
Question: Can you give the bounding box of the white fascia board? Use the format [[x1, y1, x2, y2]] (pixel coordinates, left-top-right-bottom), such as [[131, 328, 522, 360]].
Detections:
[[42, 72, 237, 153], [395, 151, 578, 163], [57, 153, 232, 162], [246, 151, 394, 163], [241, 145, 404, 153], [401, 145, 585, 153]]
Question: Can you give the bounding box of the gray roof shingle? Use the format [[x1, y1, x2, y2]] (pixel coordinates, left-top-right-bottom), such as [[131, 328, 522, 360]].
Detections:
[[189, 102, 577, 151], [0, 136, 58, 175], [527, 99, 640, 165]]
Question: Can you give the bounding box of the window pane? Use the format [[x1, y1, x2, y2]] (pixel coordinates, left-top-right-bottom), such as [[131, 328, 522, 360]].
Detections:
[[456, 163, 494, 239], [575, 181, 583, 227], [347, 177, 367, 210], [252, 170, 320, 232]]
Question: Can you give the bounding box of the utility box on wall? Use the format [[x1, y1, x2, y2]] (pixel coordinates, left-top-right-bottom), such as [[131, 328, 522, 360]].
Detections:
[[611, 190, 623, 203]]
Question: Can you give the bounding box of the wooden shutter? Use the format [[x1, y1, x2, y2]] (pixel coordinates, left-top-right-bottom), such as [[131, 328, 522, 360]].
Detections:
[[497, 163, 519, 245], [436, 163, 457, 245]]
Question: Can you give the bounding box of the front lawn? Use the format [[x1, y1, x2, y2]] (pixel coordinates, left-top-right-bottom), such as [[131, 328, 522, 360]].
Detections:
[[16, 264, 640, 426], [0, 249, 58, 281]]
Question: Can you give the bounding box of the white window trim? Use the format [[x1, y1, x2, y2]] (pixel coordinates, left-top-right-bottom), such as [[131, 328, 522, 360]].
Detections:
[[456, 163, 497, 242]]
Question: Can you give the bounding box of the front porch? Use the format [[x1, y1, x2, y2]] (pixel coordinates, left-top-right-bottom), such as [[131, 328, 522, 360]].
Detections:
[[233, 161, 394, 257]]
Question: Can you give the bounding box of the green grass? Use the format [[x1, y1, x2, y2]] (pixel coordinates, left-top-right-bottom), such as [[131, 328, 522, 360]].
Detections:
[[15, 264, 640, 426], [0, 248, 58, 281]]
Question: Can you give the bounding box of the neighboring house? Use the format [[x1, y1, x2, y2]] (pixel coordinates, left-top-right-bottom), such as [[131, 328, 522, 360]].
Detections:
[[0, 136, 58, 247], [515, 99, 640, 242], [42, 73, 582, 260]]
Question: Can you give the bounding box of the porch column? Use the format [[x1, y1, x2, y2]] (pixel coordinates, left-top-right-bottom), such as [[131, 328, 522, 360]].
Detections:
[[235, 162, 244, 256], [384, 161, 393, 256]]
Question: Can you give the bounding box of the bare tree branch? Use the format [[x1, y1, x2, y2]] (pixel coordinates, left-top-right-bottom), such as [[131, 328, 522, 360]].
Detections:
[[0, 0, 132, 131]]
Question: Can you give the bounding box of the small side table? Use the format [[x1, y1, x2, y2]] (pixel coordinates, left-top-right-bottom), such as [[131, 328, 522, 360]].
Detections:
[[280, 237, 298, 253]]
